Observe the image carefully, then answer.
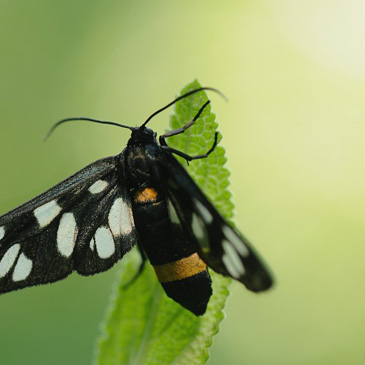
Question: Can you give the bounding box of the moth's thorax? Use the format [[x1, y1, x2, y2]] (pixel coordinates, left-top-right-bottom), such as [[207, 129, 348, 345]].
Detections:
[[125, 143, 159, 188]]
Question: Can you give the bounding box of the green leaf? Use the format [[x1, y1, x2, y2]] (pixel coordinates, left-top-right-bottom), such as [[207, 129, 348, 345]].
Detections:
[[95, 80, 233, 365]]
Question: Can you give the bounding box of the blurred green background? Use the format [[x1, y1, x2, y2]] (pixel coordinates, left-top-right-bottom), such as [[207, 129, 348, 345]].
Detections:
[[1, 1, 364, 364]]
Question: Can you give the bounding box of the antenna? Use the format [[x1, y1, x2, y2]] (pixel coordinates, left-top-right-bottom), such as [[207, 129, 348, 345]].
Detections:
[[44, 87, 226, 141], [141, 87, 226, 128], [44, 117, 135, 141]]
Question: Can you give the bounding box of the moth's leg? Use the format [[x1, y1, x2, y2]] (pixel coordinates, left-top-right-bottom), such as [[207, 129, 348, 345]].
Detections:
[[122, 246, 147, 289], [161, 132, 218, 162], [159, 100, 211, 146]]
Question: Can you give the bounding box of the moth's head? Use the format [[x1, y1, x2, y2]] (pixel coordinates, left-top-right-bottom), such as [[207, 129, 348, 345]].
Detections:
[[128, 126, 157, 146]]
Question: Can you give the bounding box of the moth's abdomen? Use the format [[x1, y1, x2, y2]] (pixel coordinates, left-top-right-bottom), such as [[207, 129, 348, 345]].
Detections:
[[153, 252, 206, 282], [154, 253, 212, 316], [132, 186, 212, 315], [161, 271, 212, 316]]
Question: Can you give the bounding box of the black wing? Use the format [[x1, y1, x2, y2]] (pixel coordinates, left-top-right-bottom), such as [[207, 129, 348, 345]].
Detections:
[[0, 155, 137, 294], [155, 151, 273, 292]]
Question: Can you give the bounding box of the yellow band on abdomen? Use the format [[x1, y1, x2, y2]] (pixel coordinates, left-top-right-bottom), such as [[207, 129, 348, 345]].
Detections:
[[153, 253, 207, 283]]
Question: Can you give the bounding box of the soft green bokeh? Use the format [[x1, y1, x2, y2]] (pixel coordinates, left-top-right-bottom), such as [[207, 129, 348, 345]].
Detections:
[[0, 1, 364, 364]]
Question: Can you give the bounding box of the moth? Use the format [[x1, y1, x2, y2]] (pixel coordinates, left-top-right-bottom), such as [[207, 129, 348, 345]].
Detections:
[[0, 88, 272, 315]]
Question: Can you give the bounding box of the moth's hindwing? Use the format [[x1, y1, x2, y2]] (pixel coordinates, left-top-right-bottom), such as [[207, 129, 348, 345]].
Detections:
[[156, 150, 273, 292], [0, 155, 137, 294]]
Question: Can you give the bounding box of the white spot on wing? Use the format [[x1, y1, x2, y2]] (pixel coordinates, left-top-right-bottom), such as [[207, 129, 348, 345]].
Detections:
[[0, 226, 5, 241], [12, 253, 32, 282], [88, 180, 108, 194], [108, 198, 132, 237], [0, 244, 21, 278], [222, 240, 245, 278], [191, 214, 210, 251], [222, 254, 240, 279], [34, 200, 62, 228], [95, 227, 115, 259], [89, 237, 95, 251], [192, 214, 205, 241], [167, 200, 180, 224], [194, 199, 213, 224], [57, 213, 77, 257], [223, 226, 249, 257]]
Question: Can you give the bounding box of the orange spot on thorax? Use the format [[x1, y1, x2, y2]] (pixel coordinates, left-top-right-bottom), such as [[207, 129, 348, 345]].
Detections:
[[134, 187, 158, 204]]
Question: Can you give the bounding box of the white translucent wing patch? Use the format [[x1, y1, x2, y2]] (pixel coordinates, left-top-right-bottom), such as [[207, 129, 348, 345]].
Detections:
[[0, 226, 5, 241], [85, 196, 134, 261], [222, 226, 249, 257], [108, 197, 133, 237], [88, 180, 109, 194], [89, 237, 95, 251], [167, 199, 180, 225], [191, 213, 210, 252], [12, 253, 33, 282], [94, 227, 115, 259], [57, 213, 78, 257], [0, 246, 33, 282], [0, 244, 21, 278], [191, 214, 205, 241], [191, 198, 250, 275], [194, 198, 213, 224], [33, 200, 62, 228], [222, 240, 245, 279]]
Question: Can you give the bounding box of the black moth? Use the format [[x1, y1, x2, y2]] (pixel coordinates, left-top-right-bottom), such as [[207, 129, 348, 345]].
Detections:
[[0, 88, 272, 315]]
